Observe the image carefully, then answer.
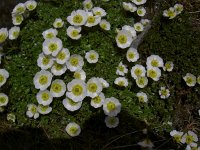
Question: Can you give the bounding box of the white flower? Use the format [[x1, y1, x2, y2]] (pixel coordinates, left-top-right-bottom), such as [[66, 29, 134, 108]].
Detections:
[[67, 10, 88, 26], [66, 79, 87, 102], [42, 28, 58, 40], [132, 0, 147, 5], [131, 64, 146, 79], [116, 62, 128, 76], [63, 97, 82, 111], [91, 92, 105, 108], [105, 116, 119, 128], [181, 131, 198, 147], [137, 7, 146, 17], [98, 77, 109, 88], [66, 26, 82, 40], [116, 30, 133, 49], [122, 25, 137, 39], [66, 54, 84, 72], [65, 122, 81, 137], [37, 53, 54, 70], [83, 0, 93, 10], [138, 139, 154, 148], [26, 104, 39, 119], [37, 104, 52, 115], [170, 130, 184, 143], [12, 3, 26, 15], [186, 145, 200, 150], [197, 76, 200, 85], [33, 70, 53, 90], [103, 97, 121, 117], [126, 48, 139, 62], [87, 77, 103, 98], [174, 4, 183, 15], [12, 14, 24, 25], [53, 18, 64, 28], [134, 22, 144, 32], [0, 93, 8, 107], [25, 0, 37, 11], [183, 73, 196, 87], [146, 55, 164, 68], [7, 113, 16, 123], [159, 87, 170, 99], [99, 19, 111, 30], [8, 26, 20, 40], [36, 90, 53, 106], [136, 92, 148, 103], [92, 7, 106, 17], [56, 48, 70, 64], [42, 38, 63, 56], [0, 28, 8, 44], [147, 67, 161, 81], [74, 70, 86, 81], [163, 7, 177, 19], [136, 76, 148, 88], [0, 69, 9, 88], [51, 63, 67, 76], [85, 50, 99, 63], [122, 2, 137, 12], [85, 12, 101, 27], [140, 19, 150, 26], [50, 79, 66, 98], [163, 61, 174, 72], [114, 77, 128, 87]]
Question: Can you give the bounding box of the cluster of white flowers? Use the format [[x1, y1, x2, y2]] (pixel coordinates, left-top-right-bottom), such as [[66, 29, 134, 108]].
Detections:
[[66, 1, 110, 40], [163, 4, 183, 19], [0, 1, 37, 45], [117, 0, 150, 49], [25, 0, 122, 137], [170, 130, 199, 150], [0, 53, 10, 112], [12, 1, 37, 26], [183, 73, 200, 87]]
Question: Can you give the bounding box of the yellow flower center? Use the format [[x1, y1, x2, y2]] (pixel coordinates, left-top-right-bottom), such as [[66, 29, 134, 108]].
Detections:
[[48, 43, 58, 52], [87, 16, 95, 23], [68, 99, 78, 106], [73, 15, 83, 24], [107, 101, 116, 111], [74, 72, 81, 79], [46, 33, 54, 39], [0, 74, 5, 83], [87, 83, 98, 93], [39, 75, 48, 85], [128, 52, 135, 59], [57, 52, 66, 60], [134, 68, 142, 77], [51, 83, 62, 93], [41, 92, 50, 101], [89, 54, 96, 60], [92, 96, 101, 104], [70, 57, 79, 66], [71, 30, 79, 37], [186, 135, 194, 144], [118, 35, 127, 44], [72, 84, 83, 96], [42, 57, 50, 65], [69, 126, 78, 134], [0, 97, 6, 103], [151, 59, 159, 67], [148, 69, 157, 78]]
